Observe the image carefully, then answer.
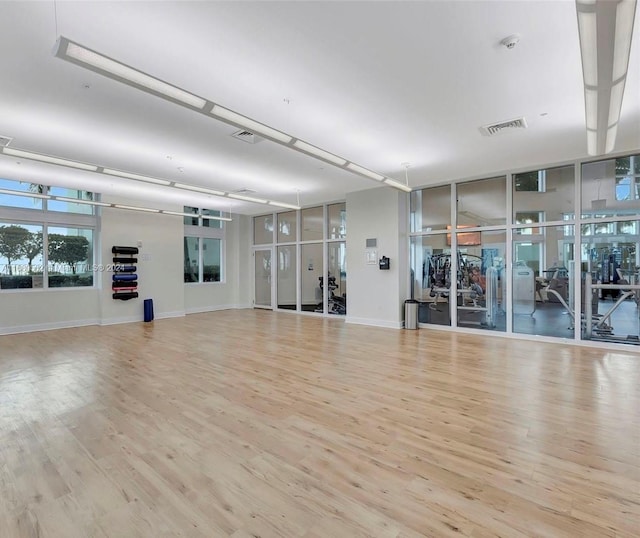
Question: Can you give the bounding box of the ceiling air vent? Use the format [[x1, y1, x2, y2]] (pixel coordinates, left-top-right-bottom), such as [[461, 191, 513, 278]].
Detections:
[[0, 135, 13, 147], [480, 117, 528, 137], [231, 130, 263, 144]]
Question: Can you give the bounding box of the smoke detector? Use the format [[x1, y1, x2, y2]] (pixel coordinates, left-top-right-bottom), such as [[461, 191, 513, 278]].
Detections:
[[500, 34, 520, 49]]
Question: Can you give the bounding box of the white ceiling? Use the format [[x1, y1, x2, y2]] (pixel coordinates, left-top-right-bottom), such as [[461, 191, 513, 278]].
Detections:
[[0, 1, 639, 215]]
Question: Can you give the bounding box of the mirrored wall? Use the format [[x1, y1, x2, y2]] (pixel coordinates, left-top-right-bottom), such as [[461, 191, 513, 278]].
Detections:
[[410, 153, 640, 347]]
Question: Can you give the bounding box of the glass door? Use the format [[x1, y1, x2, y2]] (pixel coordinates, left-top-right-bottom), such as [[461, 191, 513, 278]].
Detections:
[[254, 248, 273, 309]]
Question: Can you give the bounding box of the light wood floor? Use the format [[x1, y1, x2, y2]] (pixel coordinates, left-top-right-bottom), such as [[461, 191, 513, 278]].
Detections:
[[1, 310, 639, 537]]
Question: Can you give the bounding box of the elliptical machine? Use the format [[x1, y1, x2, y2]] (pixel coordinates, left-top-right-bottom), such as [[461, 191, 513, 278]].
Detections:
[[315, 274, 346, 315]]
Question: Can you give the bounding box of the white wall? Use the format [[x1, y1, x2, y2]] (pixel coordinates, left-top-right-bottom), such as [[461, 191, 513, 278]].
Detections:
[[346, 187, 408, 329], [99, 195, 184, 324], [184, 214, 252, 313], [0, 195, 250, 334], [0, 288, 100, 334]]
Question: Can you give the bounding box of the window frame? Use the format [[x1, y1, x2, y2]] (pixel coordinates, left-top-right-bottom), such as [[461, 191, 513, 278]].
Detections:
[[0, 183, 98, 292], [183, 206, 225, 284]]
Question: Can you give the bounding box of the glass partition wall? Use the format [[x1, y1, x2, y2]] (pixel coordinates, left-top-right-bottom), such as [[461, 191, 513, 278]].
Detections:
[[253, 202, 346, 316], [410, 153, 640, 347]]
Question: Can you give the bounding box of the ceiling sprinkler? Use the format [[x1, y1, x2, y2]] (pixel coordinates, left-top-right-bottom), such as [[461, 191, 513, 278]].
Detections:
[[500, 34, 520, 49]]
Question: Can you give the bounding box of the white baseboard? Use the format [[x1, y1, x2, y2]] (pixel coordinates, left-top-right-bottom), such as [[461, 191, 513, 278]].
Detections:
[[101, 310, 185, 326], [0, 318, 100, 336], [155, 310, 186, 320], [345, 316, 403, 329], [186, 303, 252, 315]]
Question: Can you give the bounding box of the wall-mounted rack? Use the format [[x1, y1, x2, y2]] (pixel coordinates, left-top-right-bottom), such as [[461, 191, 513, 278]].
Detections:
[[112, 246, 139, 300]]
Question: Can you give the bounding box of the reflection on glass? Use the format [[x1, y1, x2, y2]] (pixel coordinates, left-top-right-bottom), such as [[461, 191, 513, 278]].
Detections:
[[327, 203, 346, 239], [301, 243, 323, 312], [202, 238, 221, 282], [253, 215, 273, 245], [277, 245, 296, 310], [254, 249, 272, 308], [202, 209, 222, 229], [327, 242, 346, 315], [0, 179, 44, 210], [48, 188, 94, 214], [457, 176, 506, 227], [456, 230, 506, 331], [581, 220, 639, 346], [513, 165, 574, 223], [410, 234, 451, 326], [278, 211, 297, 243], [184, 236, 199, 282], [0, 222, 43, 289], [47, 227, 94, 288], [183, 206, 199, 226], [410, 185, 451, 232], [582, 154, 640, 218], [513, 225, 575, 339], [301, 206, 323, 241]]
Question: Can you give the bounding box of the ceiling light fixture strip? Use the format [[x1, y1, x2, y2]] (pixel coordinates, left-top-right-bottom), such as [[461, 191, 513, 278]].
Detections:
[[576, 0, 637, 155], [0, 146, 297, 208], [54, 37, 207, 110], [54, 36, 406, 191]]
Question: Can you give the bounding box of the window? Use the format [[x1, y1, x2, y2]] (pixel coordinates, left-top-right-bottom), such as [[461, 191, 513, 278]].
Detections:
[[183, 206, 224, 283], [615, 154, 640, 201], [0, 180, 97, 291], [47, 227, 93, 287]]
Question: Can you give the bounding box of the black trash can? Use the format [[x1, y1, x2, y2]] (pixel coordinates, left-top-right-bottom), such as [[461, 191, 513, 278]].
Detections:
[[404, 299, 419, 330], [143, 298, 154, 322]]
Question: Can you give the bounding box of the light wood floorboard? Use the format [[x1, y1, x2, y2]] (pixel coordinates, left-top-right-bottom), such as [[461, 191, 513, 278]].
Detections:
[[0, 309, 639, 537]]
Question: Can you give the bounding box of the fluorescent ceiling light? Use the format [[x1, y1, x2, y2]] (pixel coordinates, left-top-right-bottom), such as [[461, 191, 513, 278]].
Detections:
[[161, 210, 232, 221], [162, 210, 194, 217], [577, 11, 598, 87], [202, 214, 233, 222], [173, 183, 226, 196], [114, 204, 160, 213], [54, 196, 111, 207], [613, 0, 637, 81], [228, 193, 268, 204], [53, 37, 393, 189], [103, 168, 171, 186], [2, 147, 98, 171], [55, 37, 207, 109], [608, 80, 626, 127], [0, 188, 50, 199], [383, 178, 412, 192], [211, 105, 292, 144], [346, 163, 385, 181], [292, 140, 346, 166], [605, 124, 618, 154], [586, 130, 598, 155], [584, 89, 598, 130], [268, 201, 301, 210], [576, 0, 636, 155]]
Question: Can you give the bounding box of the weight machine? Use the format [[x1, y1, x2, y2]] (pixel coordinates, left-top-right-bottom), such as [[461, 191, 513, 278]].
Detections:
[[423, 253, 500, 328]]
